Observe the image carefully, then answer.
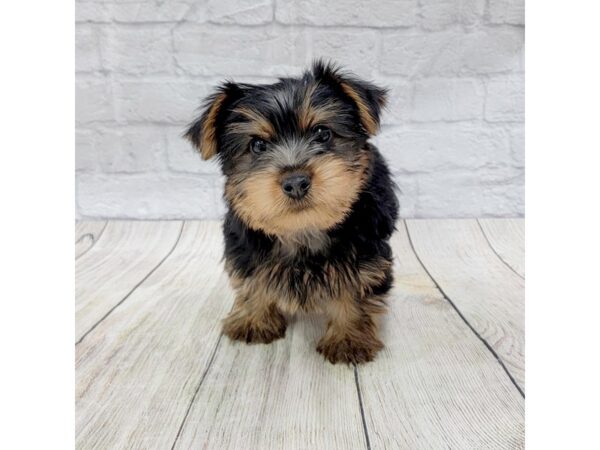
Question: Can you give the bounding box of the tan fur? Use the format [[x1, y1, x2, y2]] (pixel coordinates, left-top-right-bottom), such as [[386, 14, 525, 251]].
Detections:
[[276, 229, 330, 256], [227, 260, 317, 317], [340, 82, 384, 136], [298, 83, 318, 130], [357, 259, 393, 298], [199, 92, 228, 159], [301, 101, 344, 131], [225, 261, 244, 290], [225, 152, 370, 236], [317, 292, 385, 364], [223, 282, 287, 344], [298, 84, 342, 130], [230, 107, 275, 139], [226, 251, 390, 312]]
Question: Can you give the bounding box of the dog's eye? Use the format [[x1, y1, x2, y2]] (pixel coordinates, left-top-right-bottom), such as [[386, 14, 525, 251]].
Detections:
[[250, 138, 267, 154], [313, 126, 332, 143]]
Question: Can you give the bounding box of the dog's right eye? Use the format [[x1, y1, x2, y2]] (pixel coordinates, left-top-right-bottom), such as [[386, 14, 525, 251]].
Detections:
[[313, 126, 332, 143], [250, 138, 267, 154]]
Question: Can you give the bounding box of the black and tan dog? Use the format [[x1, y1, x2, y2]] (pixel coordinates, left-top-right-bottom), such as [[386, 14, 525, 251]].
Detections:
[[185, 61, 398, 364]]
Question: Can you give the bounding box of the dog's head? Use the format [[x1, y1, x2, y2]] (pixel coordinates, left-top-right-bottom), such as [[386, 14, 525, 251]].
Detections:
[[185, 61, 387, 236]]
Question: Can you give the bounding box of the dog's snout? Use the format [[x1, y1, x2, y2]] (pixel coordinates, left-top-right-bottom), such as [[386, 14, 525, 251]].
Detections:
[[281, 174, 311, 199]]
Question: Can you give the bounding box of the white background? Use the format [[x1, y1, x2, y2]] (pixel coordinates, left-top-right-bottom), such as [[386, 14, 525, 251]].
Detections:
[[75, 0, 524, 219]]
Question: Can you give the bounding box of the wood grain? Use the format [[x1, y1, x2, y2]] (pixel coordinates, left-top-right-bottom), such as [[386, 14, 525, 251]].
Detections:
[[174, 314, 365, 450], [405, 219, 525, 390], [75, 221, 107, 259], [75, 219, 526, 449], [75, 220, 182, 342], [478, 218, 525, 277], [76, 221, 233, 450], [359, 223, 524, 449]]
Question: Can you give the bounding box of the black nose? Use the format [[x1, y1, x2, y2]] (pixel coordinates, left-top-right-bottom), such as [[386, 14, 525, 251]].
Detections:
[[281, 174, 311, 199]]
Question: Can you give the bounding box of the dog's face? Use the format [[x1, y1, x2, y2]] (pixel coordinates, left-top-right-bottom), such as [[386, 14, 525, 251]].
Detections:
[[186, 62, 387, 236]]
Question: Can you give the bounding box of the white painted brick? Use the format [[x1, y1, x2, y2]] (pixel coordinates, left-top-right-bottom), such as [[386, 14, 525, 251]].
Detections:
[[464, 28, 524, 74], [311, 30, 379, 79], [485, 75, 524, 122], [76, 0, 200, 23], [392, 176, 419, 217], [221, 75, 281, 85], [398, 167, 524, 217], [76, 129, 97, 171], [420, 0, 485, 30], [173, 25, 309, 76], [214, 175, 228, 217], [508, 126, 524, 168], [75, 0, 525, 219], [276, 0, 418, 26], [77, 173, 222, 219], [381, 80, 411, 125], [110, 2, 198, 22], [165, 127, 221, 175], [76, 25, 102, 72], [114, 80, 212, 123], [488, 0, 524, 25], [412, 78, 484, 121], [76, 2, 111, 23], [76, 78, 113, 123], [381, 30, 453, 76], [207, 0, 273, 25], [100, 26, 174, 75], [76, 126, 167, 173], [377, 125, 510, 173], [381, 27, 523, 76]]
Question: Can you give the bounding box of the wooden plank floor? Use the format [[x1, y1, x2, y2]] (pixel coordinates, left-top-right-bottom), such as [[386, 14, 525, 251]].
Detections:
[[75, 219, 525, 449]]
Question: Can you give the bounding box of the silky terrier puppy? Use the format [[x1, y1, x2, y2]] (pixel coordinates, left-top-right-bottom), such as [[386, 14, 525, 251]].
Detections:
[[185, 61, 398, 364]]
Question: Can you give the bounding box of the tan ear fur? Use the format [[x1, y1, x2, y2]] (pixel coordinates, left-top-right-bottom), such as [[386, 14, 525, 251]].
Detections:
[[340, 82, 382, 135], [197, 92, 228, 160]]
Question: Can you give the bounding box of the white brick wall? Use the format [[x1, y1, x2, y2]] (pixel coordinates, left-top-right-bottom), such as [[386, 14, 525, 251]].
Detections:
[[76, 0, 524, 219]]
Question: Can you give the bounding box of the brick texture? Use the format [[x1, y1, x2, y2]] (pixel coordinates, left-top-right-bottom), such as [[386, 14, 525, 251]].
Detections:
[[76, 0, 524, 219]]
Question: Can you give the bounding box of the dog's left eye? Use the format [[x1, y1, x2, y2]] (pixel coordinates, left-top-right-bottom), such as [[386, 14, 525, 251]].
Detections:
[[250, 138, 267, 154], [313, 126, 332, 143]]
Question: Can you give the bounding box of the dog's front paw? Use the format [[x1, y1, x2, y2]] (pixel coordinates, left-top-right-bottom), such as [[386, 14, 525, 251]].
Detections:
[[317, 335, 383, 365], [222, 308, 287, 344]]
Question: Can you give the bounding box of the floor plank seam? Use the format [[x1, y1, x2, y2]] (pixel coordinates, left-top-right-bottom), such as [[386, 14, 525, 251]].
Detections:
[[76, 220, 185, 345], [353, 364, 372, 450], [403, 221, 525, 398], [170, 332, 224, 450], [475, 219, 525, 280], [75, 221, 108, 260]]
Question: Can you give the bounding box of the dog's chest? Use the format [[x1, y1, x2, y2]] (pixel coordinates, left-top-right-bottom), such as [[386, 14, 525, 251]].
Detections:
[[260, 235, 357, 312], [275, 229, 330, 256]]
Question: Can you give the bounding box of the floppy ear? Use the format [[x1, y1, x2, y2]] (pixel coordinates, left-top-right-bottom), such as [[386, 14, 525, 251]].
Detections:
[[184, 82, 242, 160], [312, 60, 387, 135]]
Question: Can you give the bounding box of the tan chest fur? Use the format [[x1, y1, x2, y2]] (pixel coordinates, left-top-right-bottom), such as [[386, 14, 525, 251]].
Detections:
[[274, 229, 331, 256]]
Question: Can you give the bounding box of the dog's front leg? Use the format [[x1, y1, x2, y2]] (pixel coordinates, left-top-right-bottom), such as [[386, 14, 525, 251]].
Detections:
[[317, 293, 384, 364], [222, 282, 287, 344]]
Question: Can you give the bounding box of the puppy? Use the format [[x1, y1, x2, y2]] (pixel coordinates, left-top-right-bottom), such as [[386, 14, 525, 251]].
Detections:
[[185, 61, 398, 364]]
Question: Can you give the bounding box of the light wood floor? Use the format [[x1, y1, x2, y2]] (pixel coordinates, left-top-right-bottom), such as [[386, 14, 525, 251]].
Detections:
[[75, 219, 524, 449]]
